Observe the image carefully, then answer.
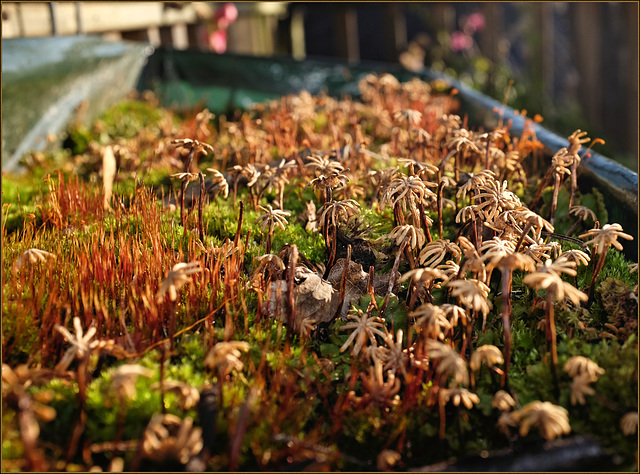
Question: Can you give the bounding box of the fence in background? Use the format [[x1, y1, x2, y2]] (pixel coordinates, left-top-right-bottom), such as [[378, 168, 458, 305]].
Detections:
[[2, 2, 637, 167]]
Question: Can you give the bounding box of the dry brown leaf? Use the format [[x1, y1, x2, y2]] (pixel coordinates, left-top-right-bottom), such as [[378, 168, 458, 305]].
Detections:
[[267, 266, 340, 332], [266, 260, 400, 334]]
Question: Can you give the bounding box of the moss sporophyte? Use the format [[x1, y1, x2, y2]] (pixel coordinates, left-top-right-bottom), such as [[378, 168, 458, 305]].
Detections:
[[1, 78, 637, 471]]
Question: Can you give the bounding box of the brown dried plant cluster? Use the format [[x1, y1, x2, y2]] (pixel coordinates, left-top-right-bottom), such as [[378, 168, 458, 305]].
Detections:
[[2, 73, 637, 471]]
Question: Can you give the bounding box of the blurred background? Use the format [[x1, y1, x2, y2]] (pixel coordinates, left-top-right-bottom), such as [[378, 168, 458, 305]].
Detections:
[[2, 1, 637, 171]]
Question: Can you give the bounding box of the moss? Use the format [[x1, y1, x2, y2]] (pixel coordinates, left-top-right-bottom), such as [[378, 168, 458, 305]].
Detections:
[[597, 278, 638, 339], [94, 99, 167, 141], [2, 83, 637, 471]]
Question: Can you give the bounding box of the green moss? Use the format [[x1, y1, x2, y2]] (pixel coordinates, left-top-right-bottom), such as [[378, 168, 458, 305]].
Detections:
[[2, 85, 637, 471], [96, 100, 167, 141]]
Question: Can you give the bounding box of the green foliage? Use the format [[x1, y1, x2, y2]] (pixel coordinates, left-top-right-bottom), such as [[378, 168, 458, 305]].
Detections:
[[2, 85, 637, 472], [96, 100, 167, 141]]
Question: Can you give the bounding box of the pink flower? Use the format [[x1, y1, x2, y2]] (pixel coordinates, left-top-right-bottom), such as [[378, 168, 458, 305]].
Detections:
[[210, 29, 228, 54], [214, 3, 238, 29], [450, 31, 473, 52], [465, 13, 485, 33]]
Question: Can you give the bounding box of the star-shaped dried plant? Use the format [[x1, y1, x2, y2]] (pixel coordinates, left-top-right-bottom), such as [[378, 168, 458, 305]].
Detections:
[[157, 261, 202, 304], [580, 223, 633, 255], [255, 205, 291, 234], [569, 372, 596, 405], [437, 385, 480, 439], [472, 178, 521, 222], [381, 329, 411, 379], [339, 308, 386, 357], [171, 138, 214, 156], [410, 303, 451, 341], [308, 171, 351, 204], [479, 237, 516, 269], [317, 199, 360, 230], [389, 224, 425, 250], [447, 278, 492, 319], [170, 172, 200, 183], [205, 168, 230, 199], [563, 355, 605, 381], [425, 340, 469, 386], [54, 316, 99, 370], [510, 401, 571, 440], [556, 249, 590, 268], [580, 223, 634, 301], [204, 341, 251, 377], [456, 169, 496, 201], [469, 345, 504, 372], [445, 128, 481, 155], [524, 258, 587, 381], [523, 259, 587, 306], [397, 158, 438, 179], [305, 154, 344, 177], [381, 175, 435, 225], [569, 205, 597, 223], [492, 390, 516, 412], [141, 414, 203, 465], [439, 386, 480, 410], [419, 239, 461, 268], [359, 358, 401, 408], [394, 108, 422, 127], [13, 248, 56, 272]]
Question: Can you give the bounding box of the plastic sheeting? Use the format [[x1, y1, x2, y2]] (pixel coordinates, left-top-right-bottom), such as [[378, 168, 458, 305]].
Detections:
[[2, 35, 151, 171]]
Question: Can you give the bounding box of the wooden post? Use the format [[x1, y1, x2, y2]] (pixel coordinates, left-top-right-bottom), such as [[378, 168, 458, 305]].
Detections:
[[540, 3, 555, 116], [159, 25, 173, 47], [569, 3, 603, 133], [383, 4, 407, 62], [187, 22, 205, 50], [290, 6, 306, 60], [49, 2, 58, 36], [478, 3, 502, 63], [335, 6, 359, 63], [621, 3, 639, 161]]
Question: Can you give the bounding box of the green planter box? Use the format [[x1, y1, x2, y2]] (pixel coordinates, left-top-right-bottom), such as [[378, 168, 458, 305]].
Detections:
[[139, 47, 638, 259]]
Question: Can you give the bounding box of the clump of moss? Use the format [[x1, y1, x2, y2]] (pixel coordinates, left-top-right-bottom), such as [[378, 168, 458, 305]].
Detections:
[[2, 76, 637, 471], [598, 278, 638, 340]]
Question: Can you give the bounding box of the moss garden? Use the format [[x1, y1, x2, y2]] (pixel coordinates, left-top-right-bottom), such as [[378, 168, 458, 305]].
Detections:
[[2, 75, 638, 472]]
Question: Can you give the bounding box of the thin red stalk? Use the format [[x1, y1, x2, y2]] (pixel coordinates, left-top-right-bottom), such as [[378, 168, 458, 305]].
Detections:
[[198, 173, 205, 241], [417, 201, 432, 243], [287, 245, 298, 327], [180, 180, 187, 228], [549, 173, 561, 226], [381, 240, 406, 317], [569, 160, 578, 208], [514, 222, 533, 253], [437, 181, 445, 239], [587, 247, 608, 302], [500, 268, 512, 387], [546, 291, 559, 396], [234, 201, 244, 248], [324, 224, 338, 279]]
